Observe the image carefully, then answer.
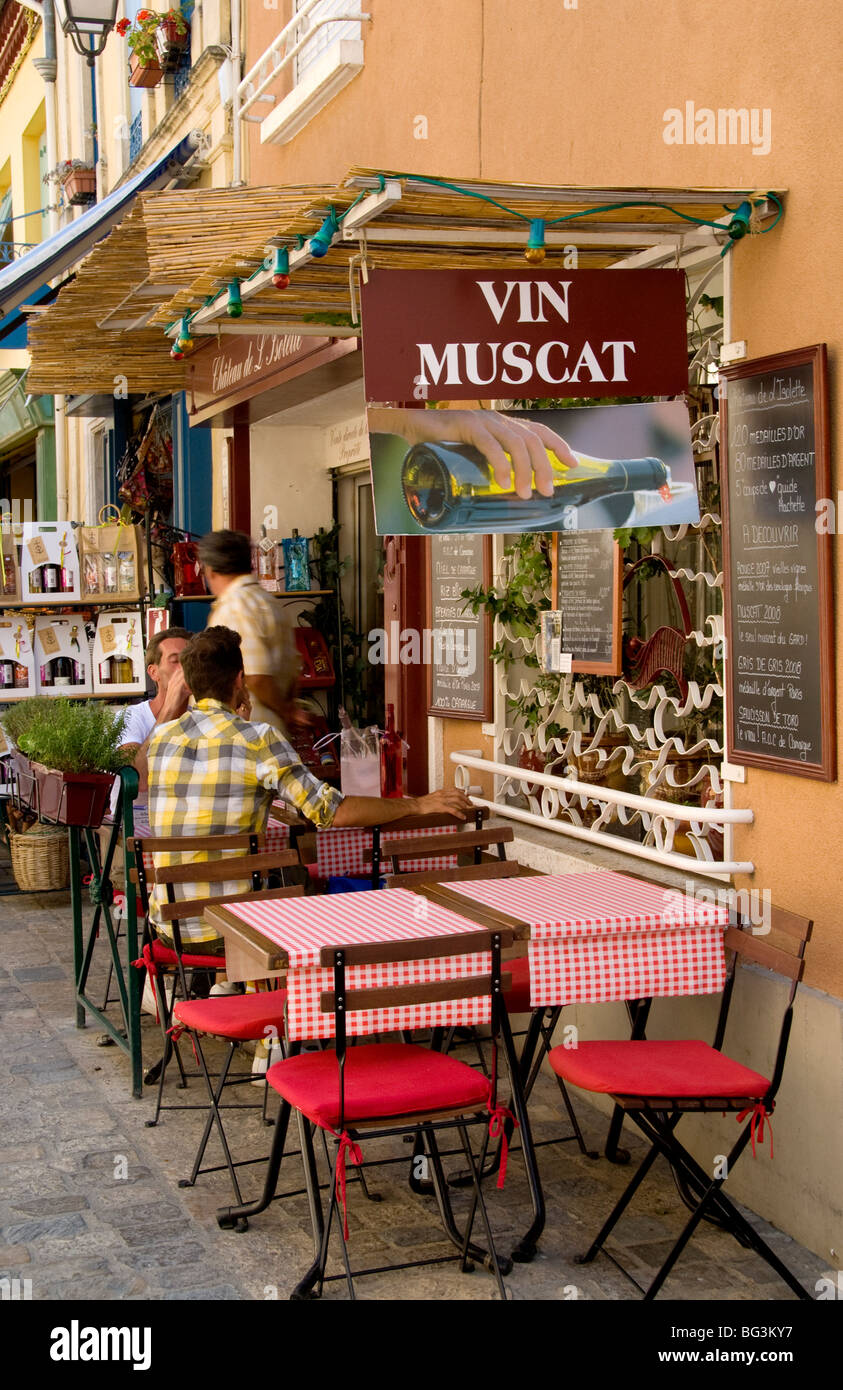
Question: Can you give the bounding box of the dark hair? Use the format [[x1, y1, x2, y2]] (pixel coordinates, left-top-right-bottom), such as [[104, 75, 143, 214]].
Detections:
[[198, 529, 252, 577], [145, 626, 193, 668], [180, 627, 244, 703]]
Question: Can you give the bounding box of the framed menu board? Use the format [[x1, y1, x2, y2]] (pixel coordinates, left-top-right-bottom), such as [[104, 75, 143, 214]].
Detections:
[[550, 531, 623, 674], [426, 533, 492, 720], [720, 343, 834, 780]]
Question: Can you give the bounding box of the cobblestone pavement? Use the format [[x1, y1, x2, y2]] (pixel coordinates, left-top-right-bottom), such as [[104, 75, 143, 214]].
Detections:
[[0, 888, 831, 1303]]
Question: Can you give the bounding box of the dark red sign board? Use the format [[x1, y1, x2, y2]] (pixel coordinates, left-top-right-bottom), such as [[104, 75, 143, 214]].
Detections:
[[361, 268, 688, 402]]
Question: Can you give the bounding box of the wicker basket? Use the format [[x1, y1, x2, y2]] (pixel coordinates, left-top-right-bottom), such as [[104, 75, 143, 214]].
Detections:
[[7, 823, 70, 892]]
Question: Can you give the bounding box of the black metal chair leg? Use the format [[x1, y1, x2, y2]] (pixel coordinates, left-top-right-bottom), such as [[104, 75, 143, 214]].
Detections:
[[576, 1136, 663, 1264], [456, 1121, 507, 1300], [216, 1041, 301, 1229]]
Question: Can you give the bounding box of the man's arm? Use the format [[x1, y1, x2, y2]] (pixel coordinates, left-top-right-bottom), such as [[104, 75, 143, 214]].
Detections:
[[125, 670, 191, 795], [332, 788, 474, 827]]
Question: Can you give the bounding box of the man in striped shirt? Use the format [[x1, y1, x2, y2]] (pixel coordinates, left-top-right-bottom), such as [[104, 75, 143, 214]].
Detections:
[[147, 626, 472, 952]]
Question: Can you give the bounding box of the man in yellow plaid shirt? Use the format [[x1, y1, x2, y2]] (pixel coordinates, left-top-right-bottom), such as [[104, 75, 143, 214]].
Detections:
[[147, 626, 472, 953]]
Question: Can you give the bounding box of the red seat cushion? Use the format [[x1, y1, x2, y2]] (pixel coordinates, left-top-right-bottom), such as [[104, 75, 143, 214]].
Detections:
[[148, 940, 226, 971], [174, 990, 288, 1041], [548, 1039, 770, 1100], [267, 1043, 492, 1130], [504, 954, 531, 1013]]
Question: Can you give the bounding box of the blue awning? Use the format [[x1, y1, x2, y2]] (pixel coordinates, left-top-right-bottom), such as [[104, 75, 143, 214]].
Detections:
[[0, 131, 204, 319]]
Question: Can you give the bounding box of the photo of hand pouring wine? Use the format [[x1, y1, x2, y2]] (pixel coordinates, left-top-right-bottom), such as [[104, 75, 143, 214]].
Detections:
[[367, 399, 700, 534]]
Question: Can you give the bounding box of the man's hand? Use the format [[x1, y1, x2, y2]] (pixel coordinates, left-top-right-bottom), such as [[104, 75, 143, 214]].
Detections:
[[369, 407, 576, 500], [234, 686, 252, 720], [412, 787, 475, 819], [157, 666, 191, 723]]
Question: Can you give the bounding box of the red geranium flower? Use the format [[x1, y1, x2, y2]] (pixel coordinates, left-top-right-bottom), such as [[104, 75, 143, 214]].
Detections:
[[115, 16, 131, 34], [136, 8, 153, 19]]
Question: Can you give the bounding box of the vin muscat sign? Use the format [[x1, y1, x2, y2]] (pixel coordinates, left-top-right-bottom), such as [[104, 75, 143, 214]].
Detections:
[[360, 269, 688, 401]]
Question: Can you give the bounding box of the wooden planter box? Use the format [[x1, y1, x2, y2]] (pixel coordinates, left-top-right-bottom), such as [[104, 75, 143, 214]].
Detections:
[[13, 752, 115, 829], [61, 170, 96, 206], [129, 52, 163, 87]]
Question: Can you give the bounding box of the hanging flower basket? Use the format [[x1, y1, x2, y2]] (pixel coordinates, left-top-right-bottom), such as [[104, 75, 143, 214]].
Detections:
[[129, 51, 163, 87], [61, 168, 97, 206]]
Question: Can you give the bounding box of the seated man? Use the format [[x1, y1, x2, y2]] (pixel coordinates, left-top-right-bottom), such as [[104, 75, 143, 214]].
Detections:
[[146, 625, 472, 958], [111, 626, 193, 817]]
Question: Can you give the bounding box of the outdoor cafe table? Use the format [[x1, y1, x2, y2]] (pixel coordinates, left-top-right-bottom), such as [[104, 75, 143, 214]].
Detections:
[[423, 869, 731, 1214], [204, 885, 541, 1268], [204, 871, 729, 1262]]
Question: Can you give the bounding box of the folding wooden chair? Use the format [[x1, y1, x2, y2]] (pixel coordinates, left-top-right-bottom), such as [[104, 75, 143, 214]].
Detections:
[[549, 906, 814, 1300], [130, 833, 302, 1126], [266, 925, 521, 1300]]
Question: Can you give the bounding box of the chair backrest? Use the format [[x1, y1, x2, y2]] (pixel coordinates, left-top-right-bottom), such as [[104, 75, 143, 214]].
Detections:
[[715, 905, 813, 1102], [317, 925, 514, 1130], [128, 833, 302, 951], [380, 817, 513, 886], [313, 809, 490, 886]]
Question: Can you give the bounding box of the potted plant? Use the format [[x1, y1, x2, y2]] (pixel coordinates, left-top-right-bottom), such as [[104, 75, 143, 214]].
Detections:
[[4, 698, 130, 828], [44, 159, 96, 206], [116, 9, 188, 86]]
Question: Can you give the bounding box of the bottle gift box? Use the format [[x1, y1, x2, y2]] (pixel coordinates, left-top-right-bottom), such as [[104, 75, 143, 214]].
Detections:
[[34, 616, 93, 696], [0, 616, 36, 699], [91, 611, 145, 696], [79, 519, 145, 602], [19, 523, 81, 603]]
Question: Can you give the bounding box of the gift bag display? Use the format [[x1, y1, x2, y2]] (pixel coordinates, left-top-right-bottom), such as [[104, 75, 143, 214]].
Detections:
[[34, 617, 93, 696], [19, 523, 80, 603], [0, 617, 35, 698], [80, 506, 145, 602], [92, 612, 145, 696]]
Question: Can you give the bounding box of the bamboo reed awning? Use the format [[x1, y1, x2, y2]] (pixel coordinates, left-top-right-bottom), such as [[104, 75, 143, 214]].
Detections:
[[26, 170, 785, 395]]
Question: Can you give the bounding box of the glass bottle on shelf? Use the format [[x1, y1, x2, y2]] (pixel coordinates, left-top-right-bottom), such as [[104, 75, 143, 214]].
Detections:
[[0, 659, 14, 688], [118, 552, 135, 593], [41, 563, 61, 594], [83, 553, 100, 595], [60, 561, 75, 592], [101, 552, 118, 594], [40, 662, 53, 687], [100, 654, 133, 684], [13, 663, 28, 689], [28, 566, 43, 594], [52, 656, 74, 688], [2, 554, 16, 595]]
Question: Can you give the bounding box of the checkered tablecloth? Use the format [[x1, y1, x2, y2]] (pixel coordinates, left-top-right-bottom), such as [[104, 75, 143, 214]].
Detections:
[[446, 871, 729, 1008], [313, 824, 460, 878], [222, 887, 493, 1041]]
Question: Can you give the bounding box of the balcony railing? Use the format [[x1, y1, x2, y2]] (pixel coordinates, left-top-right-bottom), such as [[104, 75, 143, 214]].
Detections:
[[236, 0, 370, 145]]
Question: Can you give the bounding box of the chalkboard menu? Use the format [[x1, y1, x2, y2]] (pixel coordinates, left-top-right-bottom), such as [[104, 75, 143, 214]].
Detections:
[[551, 531, 622, 674], [426, 533, 492, 719], [721, 344, 834, 780]]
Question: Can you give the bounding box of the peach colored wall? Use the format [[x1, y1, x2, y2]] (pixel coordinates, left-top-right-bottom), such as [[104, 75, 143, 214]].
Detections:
[[243, 0, 842, 995]]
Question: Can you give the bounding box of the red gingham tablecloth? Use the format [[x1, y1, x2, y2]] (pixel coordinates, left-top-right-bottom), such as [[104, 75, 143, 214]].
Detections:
[[314, 824, 459, 878], [222, 887, 493, 1040], [446, 871, 729, 1008]]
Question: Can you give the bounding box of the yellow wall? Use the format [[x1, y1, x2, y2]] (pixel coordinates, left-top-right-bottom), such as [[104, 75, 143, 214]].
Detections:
[[0, 19, 47, 254]]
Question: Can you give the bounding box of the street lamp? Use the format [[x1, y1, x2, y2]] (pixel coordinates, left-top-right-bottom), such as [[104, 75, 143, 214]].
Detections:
[[53, 0, 119, 66]]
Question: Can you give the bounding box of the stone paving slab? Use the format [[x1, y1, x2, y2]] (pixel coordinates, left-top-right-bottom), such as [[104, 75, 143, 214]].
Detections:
[[0, 887, 832, 1304]]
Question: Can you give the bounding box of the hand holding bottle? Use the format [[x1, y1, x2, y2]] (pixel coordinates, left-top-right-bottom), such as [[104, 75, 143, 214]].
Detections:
[[369, 407, 576, 499]]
